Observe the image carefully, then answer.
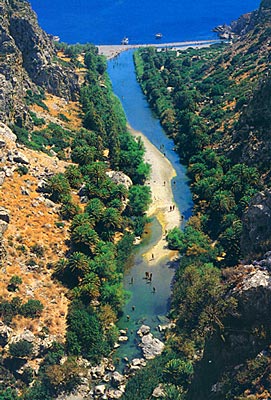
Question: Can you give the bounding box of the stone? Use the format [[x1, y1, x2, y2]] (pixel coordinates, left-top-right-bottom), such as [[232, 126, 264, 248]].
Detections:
[[36, 180, 50, 193], [106, 389, 123, 399], [131, 358, 146, 367], [0, 207, 10, 223], [106, 171, 133, 190], [94, 385, 106, 396], [21, 186, 30, 195], [111, 371, 126, 387], [0, 320, 13, 347], [43, 198, 56, 208], [158, 322, 176, 332], [139, 333, 165, 360], [118, 335, 128, 342], [0, 123, 17, 143], [12, 151, 29, 165], [0, 171, 5, 185], [152, 384, 166, 398], [0, 220, 8, 234], [137, 324, 151, 337], [91, 364, 105, 379]]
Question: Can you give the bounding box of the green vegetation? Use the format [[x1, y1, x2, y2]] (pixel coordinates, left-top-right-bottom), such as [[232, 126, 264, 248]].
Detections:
[[132, 8, 271, 398], [9, 340, 33, 358]]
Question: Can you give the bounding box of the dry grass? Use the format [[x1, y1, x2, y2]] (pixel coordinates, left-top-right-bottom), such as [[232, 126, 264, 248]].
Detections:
[[0, 164, 71, 338]]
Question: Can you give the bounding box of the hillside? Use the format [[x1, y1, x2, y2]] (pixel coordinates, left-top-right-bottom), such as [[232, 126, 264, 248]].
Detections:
[[0, 1, 153, 399]]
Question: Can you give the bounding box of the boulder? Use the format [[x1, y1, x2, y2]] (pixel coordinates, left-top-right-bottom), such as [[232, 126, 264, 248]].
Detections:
[[152, 384, 166, 398], [137, 324, 151, 337], [131, 358, 146, 367], [106, 171, 133, 190], [94, 385, 106, 396], [0, 171, 5, 185], [0, 123, 17, 144], [111, 371, 126, 387], [0, 207, 10, 223], [106, 389, 123, 399], [118, 335, 128, 342], [12, 150, 29, 165], [0, 220, 8, 234], [139, 333, 165, 360], [0, 321, 13, 347]]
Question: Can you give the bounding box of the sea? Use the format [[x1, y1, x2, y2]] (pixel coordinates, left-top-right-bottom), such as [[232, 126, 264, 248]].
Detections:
[[29, 0, 261, 45]]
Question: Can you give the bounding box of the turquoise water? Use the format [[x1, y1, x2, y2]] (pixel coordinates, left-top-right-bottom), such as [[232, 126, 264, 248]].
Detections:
[[107, 50, 193, 365], [29, 0, 260, 44], [107, 50, 193, 219]]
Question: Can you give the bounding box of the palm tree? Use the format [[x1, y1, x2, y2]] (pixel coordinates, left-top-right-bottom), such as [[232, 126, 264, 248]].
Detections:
[[70, 224, 99, 254], [68, 252, 91, 276], [77, 272, 100, 300]]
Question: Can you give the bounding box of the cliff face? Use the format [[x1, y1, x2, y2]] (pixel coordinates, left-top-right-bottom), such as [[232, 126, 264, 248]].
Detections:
[[0, 0, 79, 125], [189, 259, 271, 399]]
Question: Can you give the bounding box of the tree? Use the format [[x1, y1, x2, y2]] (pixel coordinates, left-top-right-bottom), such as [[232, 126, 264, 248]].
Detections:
[[128, 185, 151, 216], [47, 173, 71, 203], [66, 301, 109, 363], [67, 252, 91, 277], [74, 272, 100, 301], [85, 198, 105, 223], [9, 340, 33, 358], [163, 359, 193, 387], [70, 224, 99, 254]]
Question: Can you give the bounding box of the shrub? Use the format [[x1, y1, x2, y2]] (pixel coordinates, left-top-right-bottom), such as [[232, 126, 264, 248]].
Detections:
[[7, 275, 22, 292], [9, 340, 33, 358], [20, 299, 44, 318]]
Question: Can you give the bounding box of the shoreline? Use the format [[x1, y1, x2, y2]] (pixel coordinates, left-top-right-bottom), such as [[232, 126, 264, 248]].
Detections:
[[98, 39, 221, 59], [128, 125, 181, 264]]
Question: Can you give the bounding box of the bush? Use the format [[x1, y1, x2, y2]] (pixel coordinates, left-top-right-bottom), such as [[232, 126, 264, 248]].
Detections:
[[9, 340, 33, 358], [20, 299, 44, 318], [7, 276, 22, 292]]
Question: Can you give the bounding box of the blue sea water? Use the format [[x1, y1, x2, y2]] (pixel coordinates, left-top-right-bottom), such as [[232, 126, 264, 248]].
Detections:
[[30, 0, 260, 45]]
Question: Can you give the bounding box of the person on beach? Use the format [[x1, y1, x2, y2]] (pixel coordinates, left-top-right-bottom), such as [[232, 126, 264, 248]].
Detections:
[[145, 271, 150, 279], [130, 277, 134, 284], [152, 287, 156, 293], [149, 273, 153, 281], [132, 305, 135, 311], [126, 315, 130, 321], [151, 253, 154, 260], [170, 205, 172, 212]]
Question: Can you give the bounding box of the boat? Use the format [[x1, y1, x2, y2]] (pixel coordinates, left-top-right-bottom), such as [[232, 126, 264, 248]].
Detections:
[[155, 33, 163, 39], [121, 36, 129, 45]]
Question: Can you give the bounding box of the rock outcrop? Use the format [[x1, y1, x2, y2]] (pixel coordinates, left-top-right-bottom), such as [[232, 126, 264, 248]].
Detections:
[[0, 0, 79, 125], [241, 189, 271, 258]]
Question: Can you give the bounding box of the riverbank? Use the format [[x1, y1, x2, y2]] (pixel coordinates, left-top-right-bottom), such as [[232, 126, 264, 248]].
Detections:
[[98, 39, 220, 59], [128, 125, 181, 263]]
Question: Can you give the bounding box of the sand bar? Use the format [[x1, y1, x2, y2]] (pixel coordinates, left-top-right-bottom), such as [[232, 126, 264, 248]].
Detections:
[[128, 125, 181, 263]]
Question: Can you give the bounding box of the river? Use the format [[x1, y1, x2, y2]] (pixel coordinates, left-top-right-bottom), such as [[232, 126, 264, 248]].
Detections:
[[107, 50, 193, 366]]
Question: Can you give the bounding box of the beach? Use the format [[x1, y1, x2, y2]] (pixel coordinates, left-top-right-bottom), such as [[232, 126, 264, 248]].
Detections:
[[98, 39, 220, 59], [128, 125, 181, 263]]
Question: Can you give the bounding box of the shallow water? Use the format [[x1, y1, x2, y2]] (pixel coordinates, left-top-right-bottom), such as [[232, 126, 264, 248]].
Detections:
[[107, 50, 193, 366]]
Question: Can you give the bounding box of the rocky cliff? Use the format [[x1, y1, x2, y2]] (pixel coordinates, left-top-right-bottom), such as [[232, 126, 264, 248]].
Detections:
[[0, 0, 79, 126]]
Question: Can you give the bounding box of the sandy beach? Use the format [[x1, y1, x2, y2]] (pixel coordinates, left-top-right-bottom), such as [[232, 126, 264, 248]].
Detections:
[[128, 125, 181, 263], [98, 39, 220, 59]]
